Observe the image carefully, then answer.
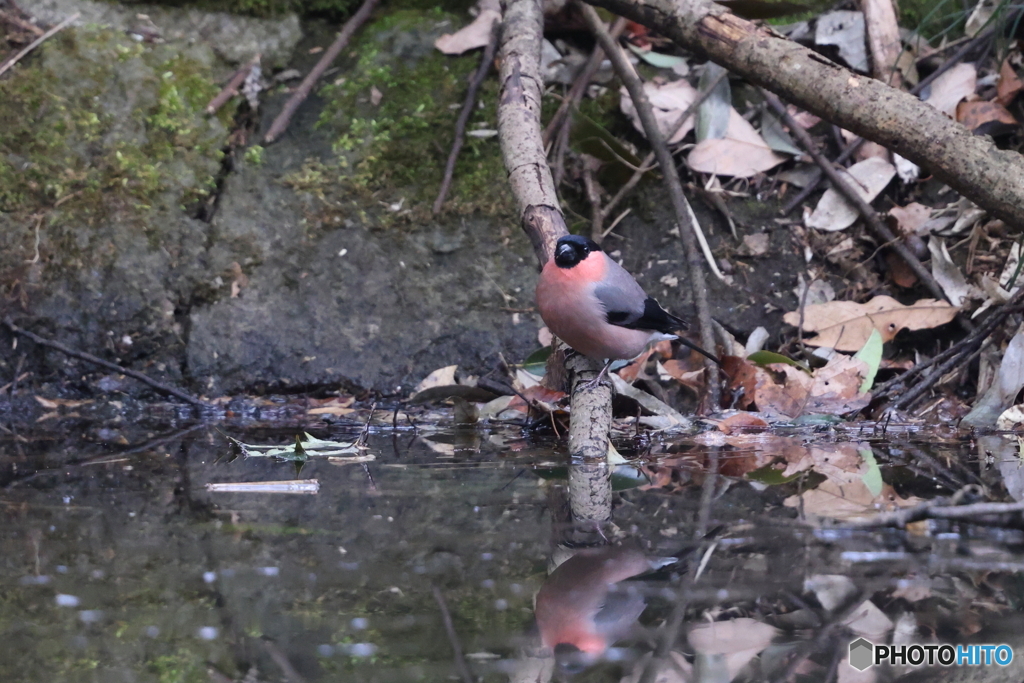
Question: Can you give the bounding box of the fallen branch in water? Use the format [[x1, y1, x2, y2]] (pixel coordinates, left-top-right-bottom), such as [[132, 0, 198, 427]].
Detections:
[[0, 11, 79, 78], [432, 585, 474, 683], [433, 24, 499, 214], [848, 498, 1024, 528], [2, 317, 206, 407], [263, 0, 380, 143]]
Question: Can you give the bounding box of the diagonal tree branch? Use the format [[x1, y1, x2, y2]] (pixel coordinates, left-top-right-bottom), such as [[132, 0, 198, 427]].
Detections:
[[584, 0, 1024, 232]]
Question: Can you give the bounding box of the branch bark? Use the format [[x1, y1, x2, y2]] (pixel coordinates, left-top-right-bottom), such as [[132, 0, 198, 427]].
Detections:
[[498, 0, 611, 459], [584, 0, 1024, 231]]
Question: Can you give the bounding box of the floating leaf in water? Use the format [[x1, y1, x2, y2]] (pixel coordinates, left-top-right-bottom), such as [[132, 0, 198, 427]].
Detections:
[[227, 434, 367, 462], [859, 448, 883, 497]]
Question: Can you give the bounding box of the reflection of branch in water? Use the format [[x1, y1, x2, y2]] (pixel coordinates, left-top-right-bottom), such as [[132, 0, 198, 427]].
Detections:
[[767, 591, 866, 683], [638, 448, 721, 683], [432, 585, 474, 683], [2, 424, 204, 489]]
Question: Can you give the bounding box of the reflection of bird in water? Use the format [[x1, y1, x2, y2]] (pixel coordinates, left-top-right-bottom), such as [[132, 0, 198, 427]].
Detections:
[[534, 545, 677, 674]]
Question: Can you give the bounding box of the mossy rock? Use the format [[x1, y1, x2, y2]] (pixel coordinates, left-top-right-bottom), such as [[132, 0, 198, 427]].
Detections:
[[300, 8, 513, 221]]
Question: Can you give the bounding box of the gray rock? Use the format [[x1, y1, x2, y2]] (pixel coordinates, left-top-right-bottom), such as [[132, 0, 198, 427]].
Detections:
[[19, 0, 301, 68]]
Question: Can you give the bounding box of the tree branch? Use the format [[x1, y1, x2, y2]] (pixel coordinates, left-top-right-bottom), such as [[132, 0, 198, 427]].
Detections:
[[584, 0, 1024, 231]]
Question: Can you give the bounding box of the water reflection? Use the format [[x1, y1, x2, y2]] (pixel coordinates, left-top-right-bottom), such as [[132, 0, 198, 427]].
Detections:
[[1, 422, 1024, 682]]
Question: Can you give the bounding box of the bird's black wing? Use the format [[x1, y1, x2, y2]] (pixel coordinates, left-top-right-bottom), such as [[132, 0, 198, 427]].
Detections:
[[601, 294, 687, 334]]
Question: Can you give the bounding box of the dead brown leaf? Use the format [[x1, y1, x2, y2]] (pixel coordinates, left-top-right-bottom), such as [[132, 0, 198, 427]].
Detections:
[[434, 8, 500, 55], [924, 62, 977, 117], [782, 295, 958, 351], [997, 58, 1023, 106], [620, 80, 700, 144], [687, 109, 786, 178], [753, 356, 870, 419], [956, 99, 1018, 132], [722, 355, 758, 410], [716, 412, 770, 434], [888, 202, 932, 236], [785, 478, 923, 521]]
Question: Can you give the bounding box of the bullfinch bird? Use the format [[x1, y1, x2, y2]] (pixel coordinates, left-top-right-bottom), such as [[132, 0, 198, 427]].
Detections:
[[535, 235, 718, 385], [534, 545, 676, 674]]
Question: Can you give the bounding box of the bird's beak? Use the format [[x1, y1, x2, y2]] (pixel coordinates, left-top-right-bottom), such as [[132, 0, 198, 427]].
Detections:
[[557, 244, 574, 260]]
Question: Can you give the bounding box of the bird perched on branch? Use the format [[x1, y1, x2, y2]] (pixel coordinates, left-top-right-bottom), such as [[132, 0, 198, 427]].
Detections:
[[535, 235, 718, 386]]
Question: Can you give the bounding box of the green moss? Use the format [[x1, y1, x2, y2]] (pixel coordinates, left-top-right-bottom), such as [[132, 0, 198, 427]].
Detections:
[[148, 650, 207, 683], [310, 8, 512, 221], [0, 27, 227, 219], [244, 144, 266, 166]]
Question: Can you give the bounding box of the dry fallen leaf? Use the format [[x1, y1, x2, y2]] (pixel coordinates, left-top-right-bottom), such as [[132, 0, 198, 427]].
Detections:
[[687, 109, 787, 178], [806, 157, 896, 231], [924, 62, 977, 117], [928, 237, 972, 308], [784, 479, 923, 521], [434, 8, 500, 55], [888, 202, 932, 236], [815, 10, 868, 72], [956, 99, 1018, 132], [414, 365, 458, 393], [620, 80, 700, 144], [782, 295, 958, 351], [689, 618, 777, 681], [997, 58, 1023, 106], [753, 356, 870, 418]]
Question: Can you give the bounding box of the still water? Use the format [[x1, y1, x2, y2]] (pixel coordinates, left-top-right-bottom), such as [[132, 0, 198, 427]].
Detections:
[[3, 418, 1024, 682]]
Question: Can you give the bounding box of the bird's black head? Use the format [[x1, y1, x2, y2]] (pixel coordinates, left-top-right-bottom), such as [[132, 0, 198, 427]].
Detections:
[[554, 235, 601, 269]]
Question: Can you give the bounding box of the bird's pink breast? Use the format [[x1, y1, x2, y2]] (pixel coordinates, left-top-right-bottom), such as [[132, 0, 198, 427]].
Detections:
[[537, 260, 659, 361]]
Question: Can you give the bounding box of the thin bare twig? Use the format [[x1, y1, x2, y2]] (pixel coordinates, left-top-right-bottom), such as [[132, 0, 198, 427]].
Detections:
[[543, 17, 628, 147], [261, 638, 307, 683], [579, 1, 721, 409], [2, 317, 206, 407], [433, 25, 499, 214], [431, 585, 474, 683], [762, 89, 969, 326], [0, 12, 79, 78], [263, 0, 380, 143], [599, 69, 728, 230], [206, 55, 261, 114], [0, 9, 44, 36]]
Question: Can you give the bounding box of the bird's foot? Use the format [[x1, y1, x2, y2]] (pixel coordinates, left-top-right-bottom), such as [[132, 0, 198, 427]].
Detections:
[[579, 361, 614, 391]]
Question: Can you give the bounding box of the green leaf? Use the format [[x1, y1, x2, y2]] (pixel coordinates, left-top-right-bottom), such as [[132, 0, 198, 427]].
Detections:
[[523, 346, 552, 376], [854, 329, 883, 393], [697, 63, 731, 141], [747, 350, 812, 373], [626, 43, 687, 69], [760, 109, 803, 155], [746, 464, 803, 485], [859, 448, 883, 497], [569, 107, 643, 173]]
